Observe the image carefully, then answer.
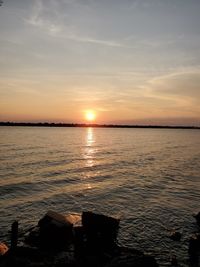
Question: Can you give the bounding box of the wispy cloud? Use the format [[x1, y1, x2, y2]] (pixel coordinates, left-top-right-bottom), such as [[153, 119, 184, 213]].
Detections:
[[25, 0, 62, 35], [124, 34, 185, 49], [65, 34, 125, 47], [143, 67, 200, 114], [25, 0, 126, 47]]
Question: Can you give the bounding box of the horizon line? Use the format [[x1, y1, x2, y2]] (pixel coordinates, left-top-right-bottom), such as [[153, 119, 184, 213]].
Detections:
[[0, 121, 199, 130]]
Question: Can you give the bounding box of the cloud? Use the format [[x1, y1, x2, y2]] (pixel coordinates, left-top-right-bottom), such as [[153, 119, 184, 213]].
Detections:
[[25, 0, 126, 47], [25, 0, 62, 35], [143, 68, 200, 117], [149, 69, 200, 100], [65, 34, 124, 47]]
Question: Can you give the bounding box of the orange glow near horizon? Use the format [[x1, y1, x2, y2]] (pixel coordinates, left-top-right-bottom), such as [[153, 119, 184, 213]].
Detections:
[[85, 110, 96, 122]]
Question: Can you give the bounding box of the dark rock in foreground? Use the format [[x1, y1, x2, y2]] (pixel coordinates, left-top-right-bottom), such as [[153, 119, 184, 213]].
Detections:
[[82, 211, 120, 248], [194, 212, 200, 227], [0, 210, 159, 267], [105, 247, 158, 267], [38, 210, 74, 249], [1, 245, 158, 267], [188, 233, 200, 264]]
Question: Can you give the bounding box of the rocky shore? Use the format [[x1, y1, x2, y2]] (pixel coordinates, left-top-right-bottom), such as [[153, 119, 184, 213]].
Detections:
[[0, 210, 158, 267], [1, 210, 200, 267]]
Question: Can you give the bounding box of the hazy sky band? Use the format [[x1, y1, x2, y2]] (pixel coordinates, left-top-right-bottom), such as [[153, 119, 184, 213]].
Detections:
[[0, 0, 200, 125]]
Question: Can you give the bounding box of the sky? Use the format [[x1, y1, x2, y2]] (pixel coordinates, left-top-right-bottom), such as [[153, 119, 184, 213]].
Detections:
[[0, 0, 200, 125]]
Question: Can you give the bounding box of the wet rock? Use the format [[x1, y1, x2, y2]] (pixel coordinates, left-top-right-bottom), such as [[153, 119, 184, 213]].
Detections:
[[169, 231, 182, 241], [82, 211, 120, 247], [0, 242, 8, 256]]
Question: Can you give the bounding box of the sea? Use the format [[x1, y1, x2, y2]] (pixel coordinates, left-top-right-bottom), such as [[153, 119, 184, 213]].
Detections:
[[0, 126, 200, 266]]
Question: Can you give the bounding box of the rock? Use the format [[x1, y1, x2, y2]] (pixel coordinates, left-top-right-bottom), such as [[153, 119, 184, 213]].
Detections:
[[65, 213, 81, 226], [38, 210, 74, 249], [0, 210, 159, 267], [188, 233, 200, 265], [194, 212, 200, 226], [0, 246, 59, 267], [0, 244, 159, 267], [24, 226, 40, 247], [169, 231, 182, 241], [105, 247, 158, 267], [188, 233, 200, 256], [25, 212, 81, 249], [38, 210, 73, 227], [0, 243, 8, 256], [82, 211, 120, 246]]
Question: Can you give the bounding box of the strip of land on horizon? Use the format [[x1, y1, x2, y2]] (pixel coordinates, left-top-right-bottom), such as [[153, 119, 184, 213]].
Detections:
[[0, 122, 199, 129]]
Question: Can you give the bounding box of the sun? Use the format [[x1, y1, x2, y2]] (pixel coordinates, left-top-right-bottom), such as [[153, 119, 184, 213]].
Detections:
[[85, 110, 96, 122]]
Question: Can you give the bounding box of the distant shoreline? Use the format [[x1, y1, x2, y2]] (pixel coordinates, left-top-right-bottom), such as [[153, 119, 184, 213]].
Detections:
[[0, 122, 199, 129]]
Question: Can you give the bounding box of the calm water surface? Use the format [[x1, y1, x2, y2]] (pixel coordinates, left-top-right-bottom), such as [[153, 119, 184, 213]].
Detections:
[[0, 127, 200, 266]]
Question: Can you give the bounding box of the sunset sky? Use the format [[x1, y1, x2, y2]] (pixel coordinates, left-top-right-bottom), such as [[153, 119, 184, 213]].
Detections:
[[0, 0, 200, 125]]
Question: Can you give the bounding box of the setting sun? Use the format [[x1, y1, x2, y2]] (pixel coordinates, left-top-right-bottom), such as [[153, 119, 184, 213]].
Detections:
[[85, 111, 96, 122]]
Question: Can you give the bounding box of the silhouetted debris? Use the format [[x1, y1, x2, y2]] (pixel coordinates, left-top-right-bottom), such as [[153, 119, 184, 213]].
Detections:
[[168, 231, 182, 241], [0, 210, 159, 267]]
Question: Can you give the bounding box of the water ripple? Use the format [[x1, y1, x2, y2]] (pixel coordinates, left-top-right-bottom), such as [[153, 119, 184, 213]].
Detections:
[[0, 127, 200, 266]]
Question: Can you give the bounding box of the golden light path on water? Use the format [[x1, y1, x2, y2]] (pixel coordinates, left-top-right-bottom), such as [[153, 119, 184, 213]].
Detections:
[[83, 127, 95, 190]]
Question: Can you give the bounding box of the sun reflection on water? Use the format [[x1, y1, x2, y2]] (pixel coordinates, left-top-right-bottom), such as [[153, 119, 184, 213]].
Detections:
[[84, 127, 95, 168], [82, 128, 96, 190], [87, 127, 94, 146]]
